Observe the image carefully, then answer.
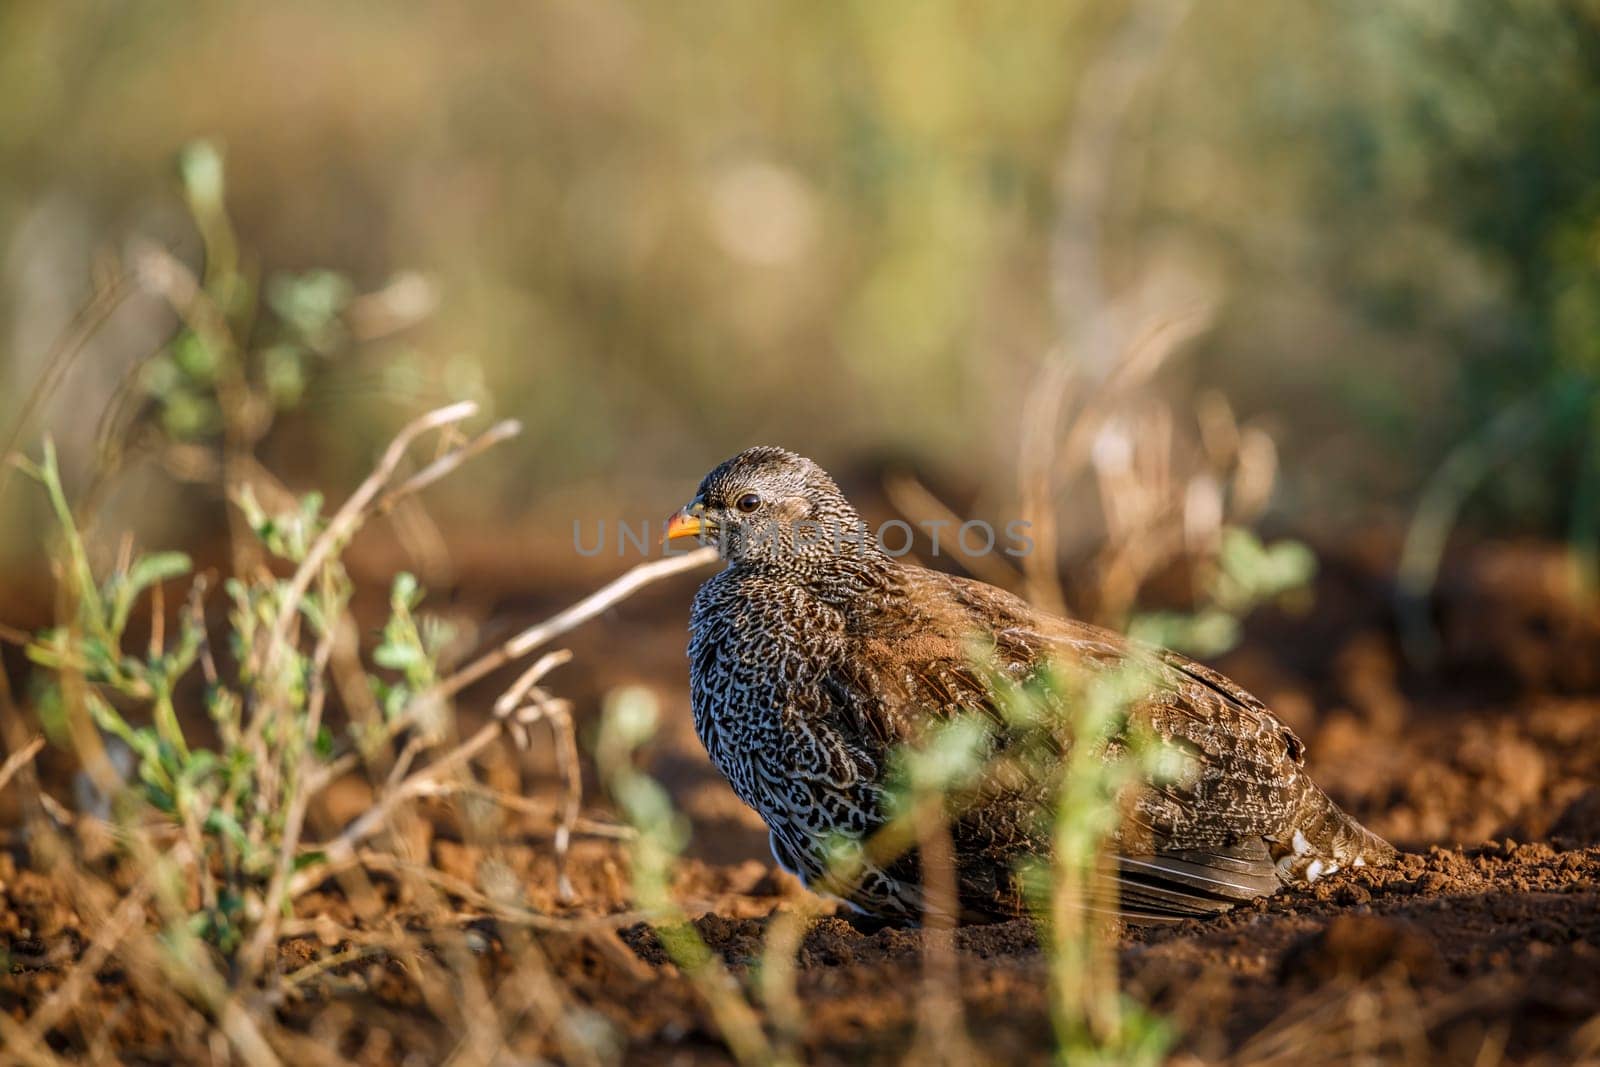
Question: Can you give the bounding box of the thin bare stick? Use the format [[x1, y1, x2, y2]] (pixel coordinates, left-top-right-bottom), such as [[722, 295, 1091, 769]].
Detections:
[[883, 471, 1026, 591], [20, 871, 157, 1040], [372, 419, 523, 518], [544, 701, 582, 902], [492, 649, 574, 718], [149, 579, 166, 660], [280, 944, 396, 991], [911, 793, 975, 1067], [1018, 357, 1075, 616], [286, 721, 505, 899], [238, 626, 340, 981], [253, 400, 486, 681], [0, 735, 45, 794], [385, 734, 429, 793], [437, 546, 719, 700], [186, 578, 219, 688], [431, 783, 634, 840]]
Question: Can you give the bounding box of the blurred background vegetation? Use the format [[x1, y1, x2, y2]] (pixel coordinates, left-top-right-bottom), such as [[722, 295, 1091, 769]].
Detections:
[[2, 0, 1598, 583]]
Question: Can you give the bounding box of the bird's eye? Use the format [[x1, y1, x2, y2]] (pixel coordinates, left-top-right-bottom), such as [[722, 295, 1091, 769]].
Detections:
[[736, 492, 761, 513]]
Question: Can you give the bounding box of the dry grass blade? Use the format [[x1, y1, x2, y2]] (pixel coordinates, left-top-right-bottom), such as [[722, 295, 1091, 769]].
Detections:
[[0, 734, 46, 794], [17, 871, 158, 1043], [252, 400, 490, 681], [237, 626, 341, 981], [287, 549, 716, 908], [911, 796, 978, 1067], [437, 545, 719, 700], [883, 471, 1025, 591], [0, 272, 135, 513], [492, 649, 574, 718]]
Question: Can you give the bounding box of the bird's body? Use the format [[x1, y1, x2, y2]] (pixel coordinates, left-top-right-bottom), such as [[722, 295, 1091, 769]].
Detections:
[[672, 447, 1395, 924]]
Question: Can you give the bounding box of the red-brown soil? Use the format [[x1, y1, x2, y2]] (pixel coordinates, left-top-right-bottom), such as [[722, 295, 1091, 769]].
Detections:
[[2, 538, 1599, 1064]]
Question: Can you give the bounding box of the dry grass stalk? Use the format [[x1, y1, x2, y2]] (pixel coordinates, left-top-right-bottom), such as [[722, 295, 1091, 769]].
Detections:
[[7, 389, 724, 1060], [0, 734, 45, 793], [0, 269, 135, 511], [910, 795, 980, 1067], [883, 471, 1026, 592], [250, 400, 507, 683], [435, 545, 719, 700]]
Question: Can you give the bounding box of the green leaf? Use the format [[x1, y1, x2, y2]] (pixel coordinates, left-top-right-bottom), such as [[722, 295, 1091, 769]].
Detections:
[[298, 596, 328, 635], [292, 850, 328, 873], [313, 725, 335, 760], [159, 387, 222, 441], [171, 331, 219, 384], [262, 344, 309, 408], [373, 641, 424, 671], [181, 750, 219, 785], [1259, 540, 1317, 593], [1129, 609, 1242, 659], [129, 552, 194, 596], [419, 615, 458, 657], [107, 550, 192, 636], [895, 715, 993, 795], [203, 808, 249, 850], [267, 269, 352, 344], [602, 686, 660, 750], [391, 571, 420, 610], [179, 140, 226, 215], [23, 631, 66, 671], [141, 777, 176, 814], [86, 693, 146, 754]]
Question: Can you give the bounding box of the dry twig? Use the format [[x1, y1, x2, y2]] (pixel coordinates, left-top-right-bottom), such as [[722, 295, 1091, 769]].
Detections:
[[0, 735, 46, 794], [435, 545, 719, 700]]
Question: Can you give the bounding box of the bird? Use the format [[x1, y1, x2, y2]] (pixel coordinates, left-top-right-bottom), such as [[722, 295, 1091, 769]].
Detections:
[[666, 446, 1395, 924]]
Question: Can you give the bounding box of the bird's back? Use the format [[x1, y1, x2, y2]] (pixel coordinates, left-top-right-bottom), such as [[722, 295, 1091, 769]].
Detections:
[[685, 545, 1393, 924], [833, 564, 1394, 919]]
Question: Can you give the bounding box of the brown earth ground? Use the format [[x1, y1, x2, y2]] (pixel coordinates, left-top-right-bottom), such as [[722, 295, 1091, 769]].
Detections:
[[3, 535, 1599, 1064]]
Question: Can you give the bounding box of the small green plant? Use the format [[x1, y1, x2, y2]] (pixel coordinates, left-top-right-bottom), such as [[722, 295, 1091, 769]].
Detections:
[[596, 686, 781, 1067], [133, 142, 366, 450], [877, 658, 1178, 1066], [14, 402, 517, 974], [1014, 664, 1177, 1066], [3, 136, 681, 1063], [1130, 526, 1317, 658]]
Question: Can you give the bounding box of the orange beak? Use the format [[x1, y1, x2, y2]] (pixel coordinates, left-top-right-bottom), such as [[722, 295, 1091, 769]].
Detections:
[[663, 505, 707, 543]]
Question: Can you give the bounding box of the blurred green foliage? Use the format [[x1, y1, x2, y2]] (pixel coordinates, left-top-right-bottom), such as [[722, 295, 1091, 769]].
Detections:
[[1130, 527, 1316, 657], [1314, 1, 1600, 534], [1, 0, 1597, 559], [17, 428, 484, 960]]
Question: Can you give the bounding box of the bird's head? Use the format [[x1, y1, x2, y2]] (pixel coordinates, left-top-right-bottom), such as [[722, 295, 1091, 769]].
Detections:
[[665, 447, 875, 570]]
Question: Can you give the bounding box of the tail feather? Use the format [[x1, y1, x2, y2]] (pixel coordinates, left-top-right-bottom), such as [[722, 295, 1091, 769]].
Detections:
[[1098, 841, 1284, 924], [1275, 784, 1396, 882]]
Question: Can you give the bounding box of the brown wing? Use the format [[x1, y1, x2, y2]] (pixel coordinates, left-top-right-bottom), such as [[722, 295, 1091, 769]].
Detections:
[[832, 565, 1306, 921]]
